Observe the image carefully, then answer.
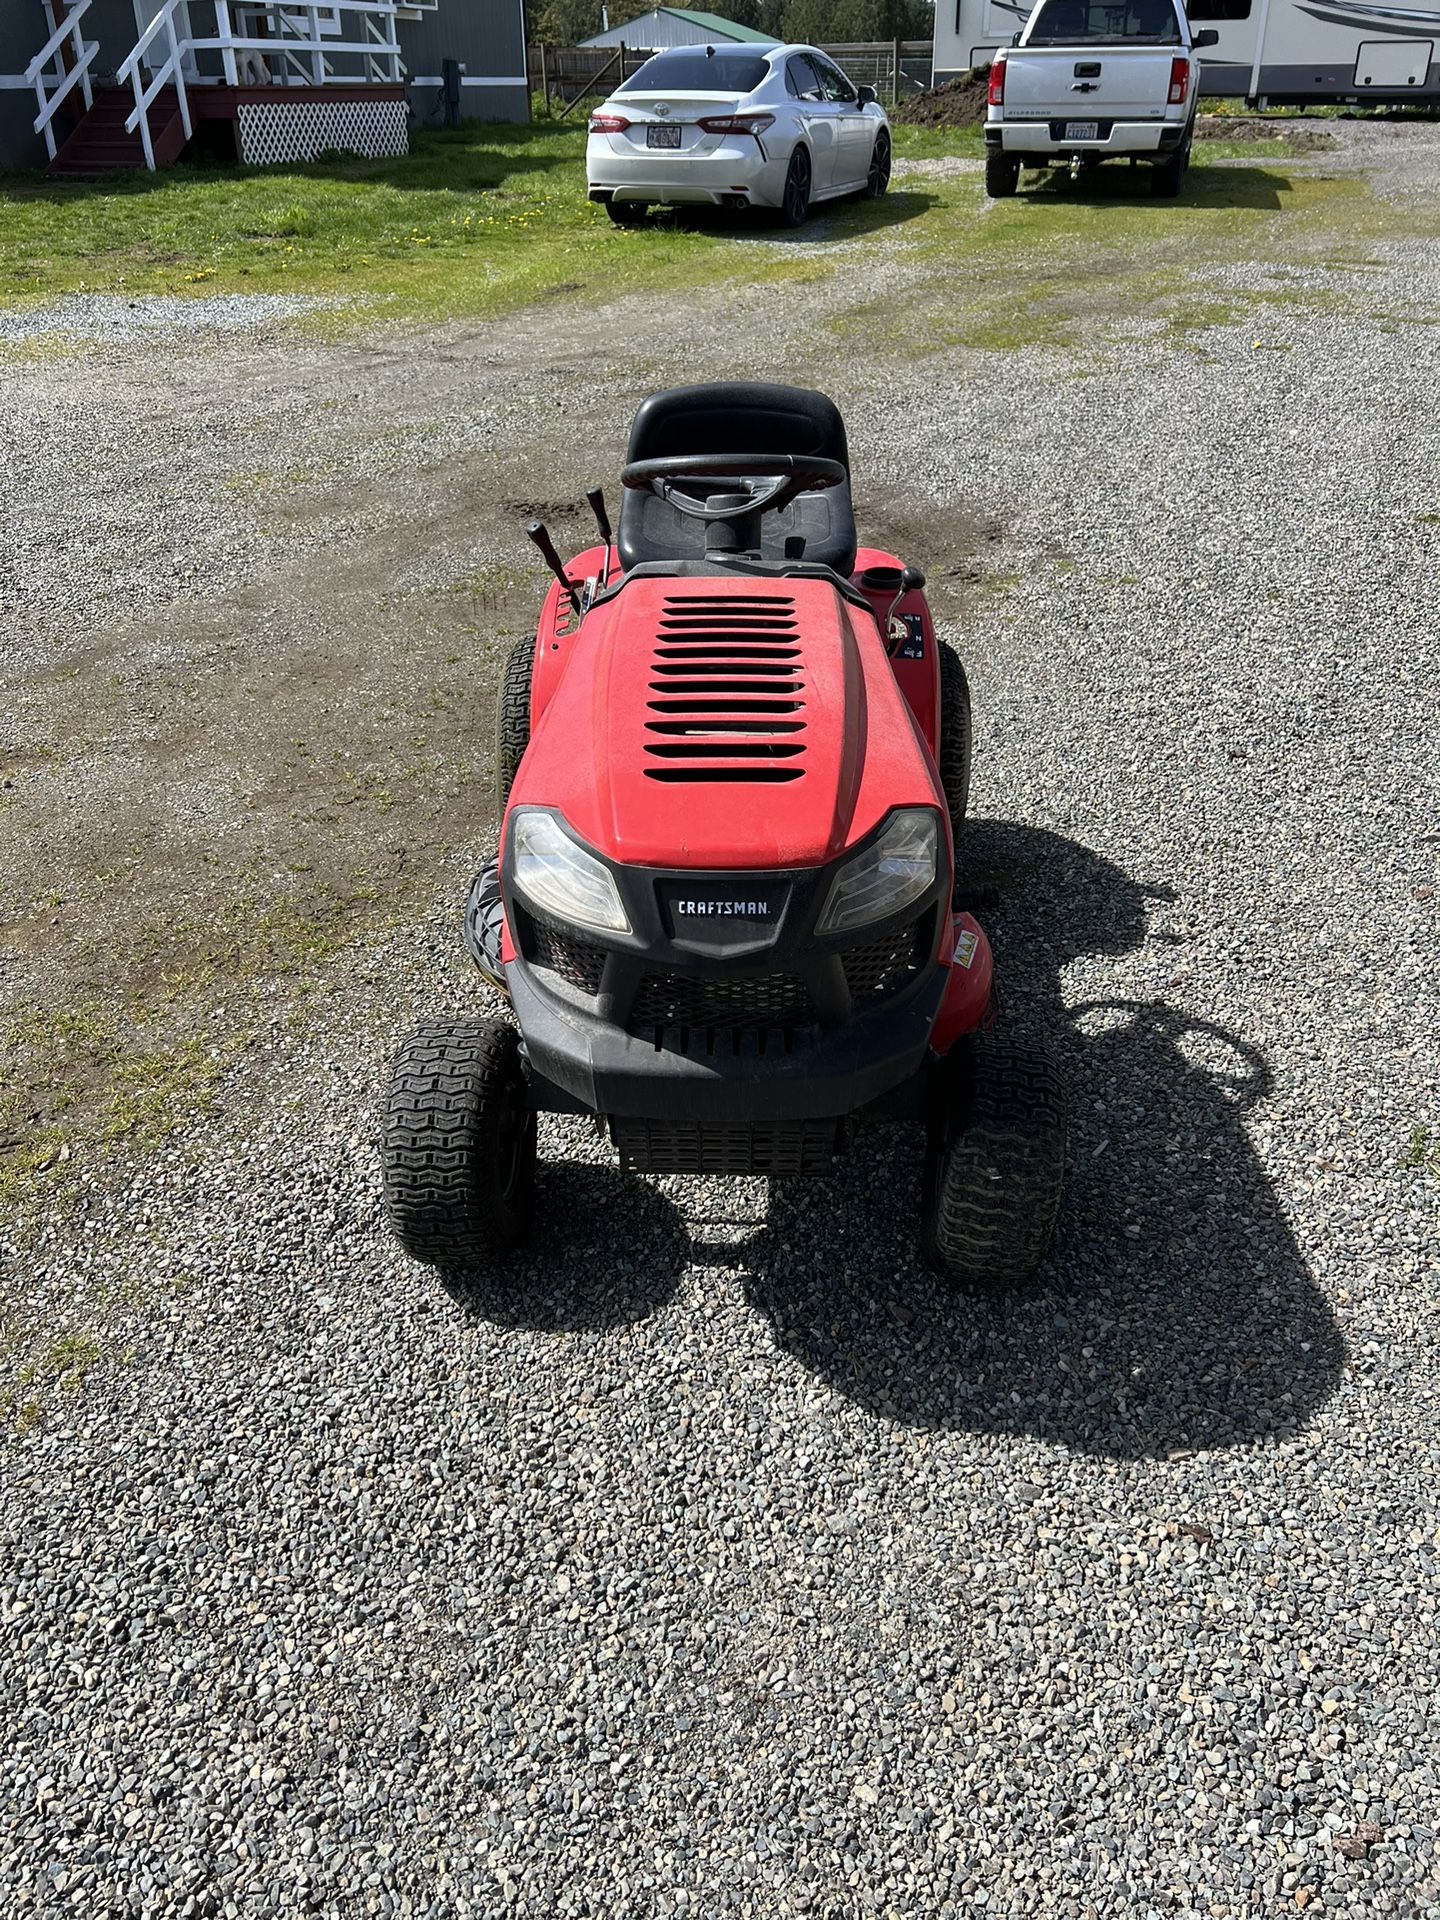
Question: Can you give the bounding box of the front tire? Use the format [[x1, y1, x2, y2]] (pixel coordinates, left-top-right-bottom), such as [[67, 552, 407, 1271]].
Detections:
[[936, 644, 973, 849], [495, 636, 532, 811], [922, 1037, 1066, 1287], [383, 1021, 536, 1268], [985, 152, 1020, 198], [778, 146, 812, 228], [866, 128, 891, 198]]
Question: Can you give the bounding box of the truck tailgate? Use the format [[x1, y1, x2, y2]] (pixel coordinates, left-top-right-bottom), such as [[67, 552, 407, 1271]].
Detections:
[[1002, 47, 1176, 121]]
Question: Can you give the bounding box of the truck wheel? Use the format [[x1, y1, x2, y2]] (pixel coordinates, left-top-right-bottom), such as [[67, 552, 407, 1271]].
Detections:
[[937, 643, 973, 848], [495, 636, 533, 811], [1151, 153, 1184, 198], [383, 1021, 536, 1268], [922, 1037, 1066, 1287], [985, 153, 1020, 198]]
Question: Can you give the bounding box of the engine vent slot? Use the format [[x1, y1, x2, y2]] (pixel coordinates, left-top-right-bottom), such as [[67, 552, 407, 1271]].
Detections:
[[645, 594, 806, 784]]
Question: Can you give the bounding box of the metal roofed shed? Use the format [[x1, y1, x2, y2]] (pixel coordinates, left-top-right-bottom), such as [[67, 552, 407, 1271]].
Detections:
[[580, 9, 779, 49]]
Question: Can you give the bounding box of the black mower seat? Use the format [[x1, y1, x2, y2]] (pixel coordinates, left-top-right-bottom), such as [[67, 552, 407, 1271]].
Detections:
[[617, 381, 858, 577]]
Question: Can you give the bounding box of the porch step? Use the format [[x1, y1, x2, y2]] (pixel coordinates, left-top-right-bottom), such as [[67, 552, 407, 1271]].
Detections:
[[49, 85, 188, 175]]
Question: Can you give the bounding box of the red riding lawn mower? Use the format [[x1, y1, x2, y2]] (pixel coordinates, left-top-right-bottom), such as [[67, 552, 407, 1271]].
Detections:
[[383, 383, 1065, 1285]]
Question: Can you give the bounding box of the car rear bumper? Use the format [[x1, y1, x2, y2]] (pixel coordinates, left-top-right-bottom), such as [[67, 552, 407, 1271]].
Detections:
[[586, 137, 784, 205], [988, 118, 1187, 156]]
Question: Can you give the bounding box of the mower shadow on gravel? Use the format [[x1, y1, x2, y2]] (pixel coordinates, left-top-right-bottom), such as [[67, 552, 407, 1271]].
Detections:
[[437, 1159, 688, 1332], [742, 820, 1347, 1458]]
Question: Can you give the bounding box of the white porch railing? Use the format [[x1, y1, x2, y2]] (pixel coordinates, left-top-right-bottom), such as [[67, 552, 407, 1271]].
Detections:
[[115, 2, 195, 170], [26, 0, 99, 162], [116, 1, 406, 171]]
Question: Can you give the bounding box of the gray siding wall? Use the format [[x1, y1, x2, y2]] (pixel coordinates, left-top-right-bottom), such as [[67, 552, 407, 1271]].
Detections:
[[0, 93, 40, 172], [402, 0, 530, 125]]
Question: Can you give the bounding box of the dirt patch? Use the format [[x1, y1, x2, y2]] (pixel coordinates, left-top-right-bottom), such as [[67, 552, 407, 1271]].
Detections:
[[1194, 114, 1336, 149], [896, 70, 991, 131]]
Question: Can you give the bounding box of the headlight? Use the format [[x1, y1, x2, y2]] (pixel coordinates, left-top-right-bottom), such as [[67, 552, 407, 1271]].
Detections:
[[817, 809, 938, 936], [510, 810, 631, 936]]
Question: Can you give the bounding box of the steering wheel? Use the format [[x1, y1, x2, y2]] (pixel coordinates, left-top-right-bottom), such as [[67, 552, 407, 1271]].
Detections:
[[619, 452, 847, 522]]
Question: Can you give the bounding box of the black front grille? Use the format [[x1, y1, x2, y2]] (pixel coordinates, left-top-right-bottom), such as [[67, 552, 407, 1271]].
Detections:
[[841, 921, 925, 1002], [611, 1117, 842, 1176], [530, 920, 606, 995], [630, 967, 810, 1030]]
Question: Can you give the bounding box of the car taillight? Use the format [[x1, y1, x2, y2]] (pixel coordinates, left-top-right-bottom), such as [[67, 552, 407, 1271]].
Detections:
[[588, 113, 630, 133], [1168, 58, 1189, 104], [987, 60, 1005, 106], [697, 113, 776, 135]]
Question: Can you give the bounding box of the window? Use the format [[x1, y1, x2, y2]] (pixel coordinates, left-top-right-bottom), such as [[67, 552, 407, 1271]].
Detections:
[[811, 55, 858, 102], [1026, 0, 1181, 43], [785, 54, 825, 99], [624, 51, 772, 93], [1185, 0, 1251, 17]]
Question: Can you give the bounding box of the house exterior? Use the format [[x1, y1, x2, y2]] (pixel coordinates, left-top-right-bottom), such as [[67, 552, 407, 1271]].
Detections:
[[581, 8, 777, 49], [3, 0, 529, 176]]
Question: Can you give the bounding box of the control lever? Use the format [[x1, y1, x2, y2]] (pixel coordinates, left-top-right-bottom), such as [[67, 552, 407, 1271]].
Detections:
[[525, 519, 581, 614], [585, 486, 613, 547], [585, 486, 613, 589]]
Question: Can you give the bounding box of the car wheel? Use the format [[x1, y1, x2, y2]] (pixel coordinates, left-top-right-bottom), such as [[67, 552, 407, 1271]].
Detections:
[[922, 1036, 1066, 1288], [606, 198, 647, 225], [1151, 154, 1183, 198], [383, 1020, 537, 1268], [778, 146, 811, 228], [984, 152, 1020, 198], [866, 128, 891, 198]]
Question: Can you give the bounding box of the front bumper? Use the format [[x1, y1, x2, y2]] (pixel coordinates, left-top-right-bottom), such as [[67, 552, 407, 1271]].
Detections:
[[500, 818, 952, 1125], [586, 135, 786, 206], [988, 118, 1186, 157], [511, 952, 947, 1124]]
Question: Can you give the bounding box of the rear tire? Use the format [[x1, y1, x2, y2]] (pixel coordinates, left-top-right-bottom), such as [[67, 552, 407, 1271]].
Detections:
[[922, 1037, 1066, 1287], [985, 152, 1020, 198], [383, 1021, 536, 1268], [1151, 151, 1184, 198], [936, 644, 973, 849], [866, 128, 891, 198], [496, 636, 533, 811], [778, 146, 811, 228], [606, 198, 648, 225]]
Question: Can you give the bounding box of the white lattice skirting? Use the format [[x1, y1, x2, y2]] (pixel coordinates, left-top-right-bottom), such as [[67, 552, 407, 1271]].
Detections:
[[236, 99, 409, 166]]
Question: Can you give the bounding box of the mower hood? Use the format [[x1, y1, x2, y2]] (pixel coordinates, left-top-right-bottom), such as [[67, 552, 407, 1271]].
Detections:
[[508, 575, 941, 871]]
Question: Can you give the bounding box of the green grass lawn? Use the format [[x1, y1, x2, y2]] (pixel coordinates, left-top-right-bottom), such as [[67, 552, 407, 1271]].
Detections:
[[0, 116, 1372, 331], [0, 119, 830, 322]]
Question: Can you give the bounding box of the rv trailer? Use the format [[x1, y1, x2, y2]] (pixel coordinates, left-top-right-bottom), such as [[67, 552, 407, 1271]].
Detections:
[[932, 0, 1440, 104]]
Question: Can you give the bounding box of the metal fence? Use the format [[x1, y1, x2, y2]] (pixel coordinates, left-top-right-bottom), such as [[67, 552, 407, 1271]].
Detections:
[[529, 41, 934, 115]]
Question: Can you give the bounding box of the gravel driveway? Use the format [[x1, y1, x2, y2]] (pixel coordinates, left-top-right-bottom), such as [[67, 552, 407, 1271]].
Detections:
[[2, 126, 1439, 1917]]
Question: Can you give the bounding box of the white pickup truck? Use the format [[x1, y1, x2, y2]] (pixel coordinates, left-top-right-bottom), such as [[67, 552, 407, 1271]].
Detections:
[[983, 0, 1220, 199]]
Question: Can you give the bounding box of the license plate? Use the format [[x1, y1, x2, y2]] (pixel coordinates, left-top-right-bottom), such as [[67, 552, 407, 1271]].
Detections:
[[1064, 120, 1099, 140], [647, 124, 682, 149]]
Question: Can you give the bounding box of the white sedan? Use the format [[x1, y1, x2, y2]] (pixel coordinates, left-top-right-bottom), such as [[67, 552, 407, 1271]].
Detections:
[[586, 43, 892, 227]]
